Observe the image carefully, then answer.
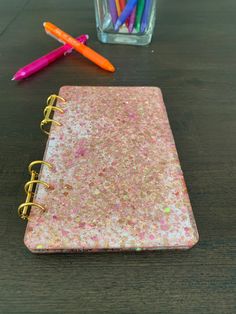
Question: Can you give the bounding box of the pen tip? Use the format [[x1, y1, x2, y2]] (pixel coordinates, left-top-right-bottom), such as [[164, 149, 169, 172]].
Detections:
[[141, 23, 145, 33], [11, 77, 15, 81], [108, 64, 116, 73], [114, 20, 121, 32]]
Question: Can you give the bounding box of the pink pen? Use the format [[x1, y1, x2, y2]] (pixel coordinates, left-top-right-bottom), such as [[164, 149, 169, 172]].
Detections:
[[12, 34, 89, 80], [128, 7, 136, 33]]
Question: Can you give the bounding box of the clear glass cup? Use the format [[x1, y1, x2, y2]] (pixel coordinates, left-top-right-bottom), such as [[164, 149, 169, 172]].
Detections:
[[94, 0, 157, 46]]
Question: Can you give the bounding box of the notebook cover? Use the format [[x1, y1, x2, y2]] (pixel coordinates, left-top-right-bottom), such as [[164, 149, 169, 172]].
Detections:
[[24, 86, 199, 253]]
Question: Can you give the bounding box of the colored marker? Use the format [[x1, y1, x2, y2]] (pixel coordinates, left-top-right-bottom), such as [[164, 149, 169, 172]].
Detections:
[[115, 0, 121, 15], [109, 0, 118, 25], [141, 0, 152, 33], [12, 35, 88, 81], [44, 22, 115, 72], [128, 6, 136, 33], [135, 0, 145, 32], [119, 0, 129, 27], [114, 0, 138, 31], [119, 0, 126, 11]]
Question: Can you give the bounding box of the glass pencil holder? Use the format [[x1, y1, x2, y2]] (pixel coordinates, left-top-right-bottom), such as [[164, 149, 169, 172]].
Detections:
[[94, 0, 157, 46]]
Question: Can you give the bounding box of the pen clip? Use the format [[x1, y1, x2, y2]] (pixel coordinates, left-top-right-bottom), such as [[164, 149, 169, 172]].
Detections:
[[64, 48, 73, 56], [45, 29, 66, 45]]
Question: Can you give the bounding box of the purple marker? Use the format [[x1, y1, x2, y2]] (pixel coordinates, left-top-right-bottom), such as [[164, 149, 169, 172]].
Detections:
[[141, 0, 152, 33], [12, 35, 88, 81], [128, 6, 137, 33], [109, 0, 118, 25]]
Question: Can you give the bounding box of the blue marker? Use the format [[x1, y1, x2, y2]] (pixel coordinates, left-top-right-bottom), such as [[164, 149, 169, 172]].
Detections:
[[114, 0, 138, 31], [141, 0, 152, 33]]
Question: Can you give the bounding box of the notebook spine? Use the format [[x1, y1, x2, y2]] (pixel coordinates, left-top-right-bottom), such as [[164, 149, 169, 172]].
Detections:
[[18, 94, 66, 220]]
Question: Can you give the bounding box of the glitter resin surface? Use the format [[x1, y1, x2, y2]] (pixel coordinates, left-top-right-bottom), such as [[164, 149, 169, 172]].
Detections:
[[24, 86, 199, 253]]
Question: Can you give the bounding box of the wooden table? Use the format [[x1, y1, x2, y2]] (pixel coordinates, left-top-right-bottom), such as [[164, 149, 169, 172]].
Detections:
[[0, 0, 235, 313]]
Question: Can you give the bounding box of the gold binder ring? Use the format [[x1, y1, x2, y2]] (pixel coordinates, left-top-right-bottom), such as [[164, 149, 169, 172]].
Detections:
[[28, 160, 53, 175], [40, 119, 62, 135], [40, 94, 66, 135], [47, 94, 65, 105], [24, 180, 50, 194], [18, 202, 46, 220], [43, 105, 64, 116]]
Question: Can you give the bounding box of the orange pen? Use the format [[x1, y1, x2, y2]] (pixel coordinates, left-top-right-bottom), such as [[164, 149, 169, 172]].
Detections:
[[43, 22, 115, 72], [115, 0, 121, 15]]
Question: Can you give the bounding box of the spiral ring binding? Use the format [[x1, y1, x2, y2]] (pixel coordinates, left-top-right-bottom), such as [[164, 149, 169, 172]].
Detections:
[[28, 160, 53, 175], [24, 180, 50, 194], [18, 93, 65, 220], [18, 202, 46, 220], [43, 105, 64, 116], [47, 94, 65, 105], [40, 119, 62, 135], [18, 160, 53, 220], [40, 94, 66, 135]]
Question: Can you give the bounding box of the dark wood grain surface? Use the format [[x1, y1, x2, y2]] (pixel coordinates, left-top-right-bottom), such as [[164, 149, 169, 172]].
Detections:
[[0, 0, 235, 313]]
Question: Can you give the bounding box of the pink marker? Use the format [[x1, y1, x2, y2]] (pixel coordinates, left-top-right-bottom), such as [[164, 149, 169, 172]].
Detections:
[[128, 7, 136, 33], [12, 34, 89, 81]]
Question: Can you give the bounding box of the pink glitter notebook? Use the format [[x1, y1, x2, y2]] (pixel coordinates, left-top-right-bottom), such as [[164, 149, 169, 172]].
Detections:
[[20, 86, 199, 253]]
